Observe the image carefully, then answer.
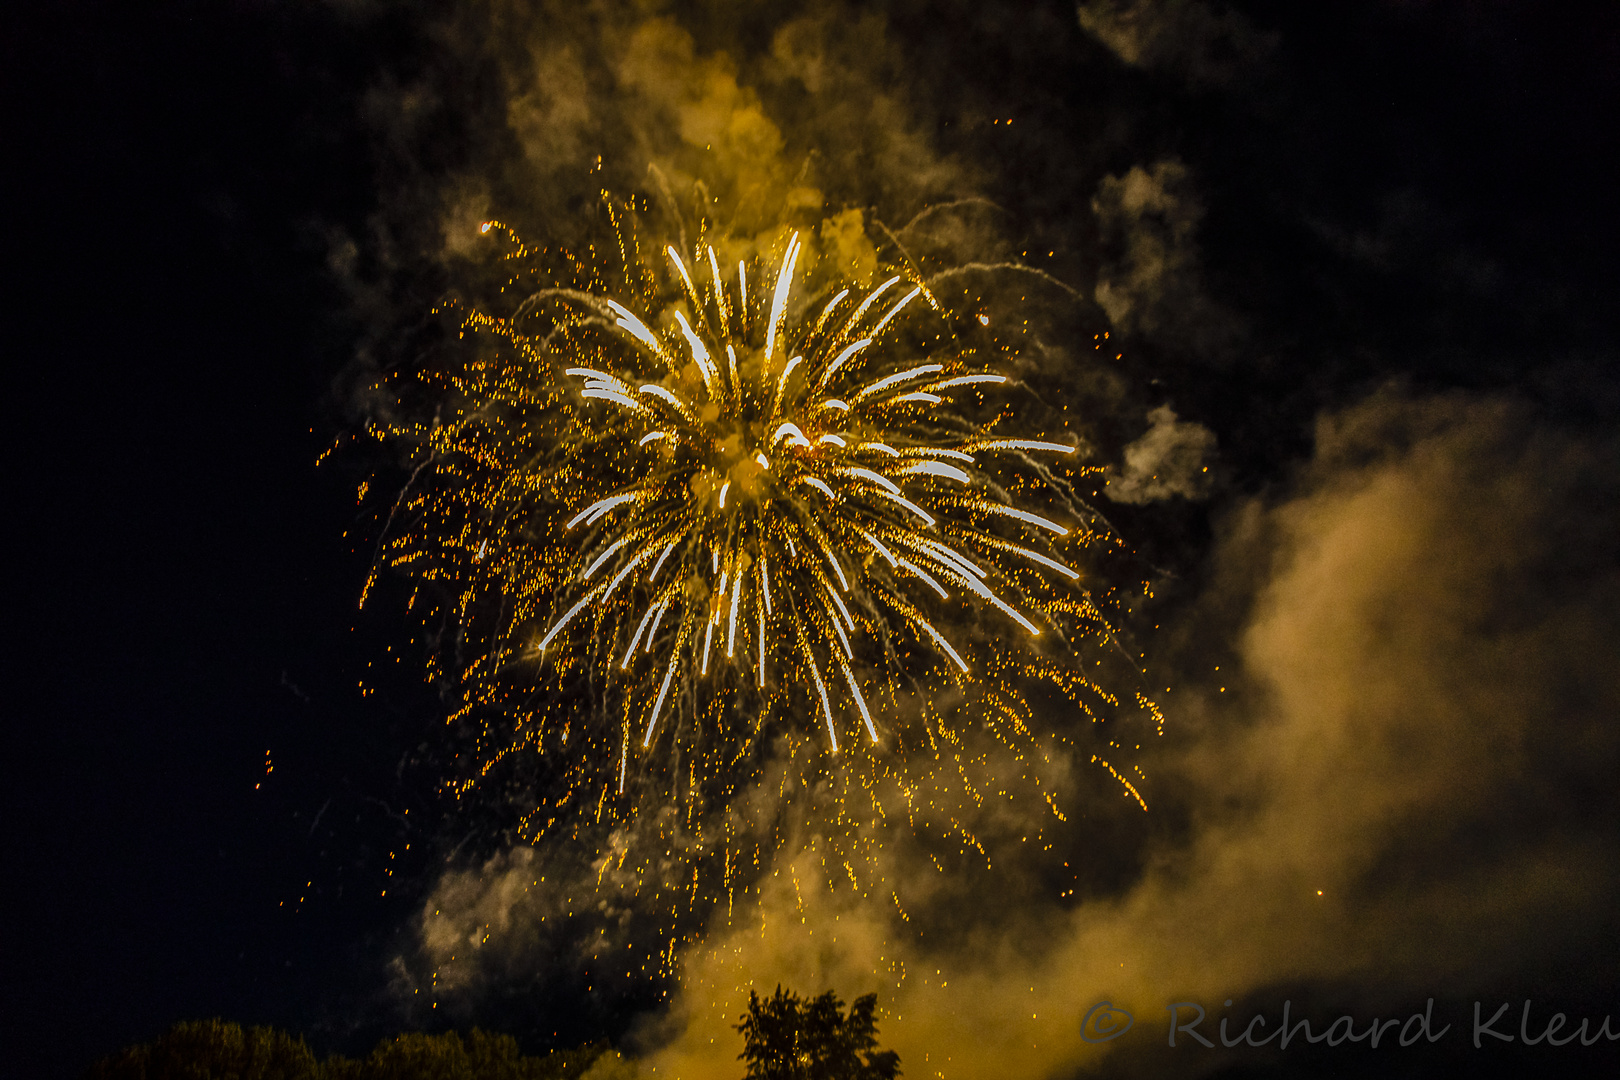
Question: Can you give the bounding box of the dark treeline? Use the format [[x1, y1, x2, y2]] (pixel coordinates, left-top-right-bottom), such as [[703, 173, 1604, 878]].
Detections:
[[86, 987, 904, 1079], [85, 1021, 610, 1080]]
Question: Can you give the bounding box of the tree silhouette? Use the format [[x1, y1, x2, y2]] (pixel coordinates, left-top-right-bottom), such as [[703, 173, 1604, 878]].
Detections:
[[84, 1019, 320, 1080], [85, 1020, 609, 1079], [736, 987, 900, 1080]]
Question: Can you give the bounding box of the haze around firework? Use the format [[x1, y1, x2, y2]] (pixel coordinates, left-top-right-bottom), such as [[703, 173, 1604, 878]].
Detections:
[[331, 2, 1620, 1076]]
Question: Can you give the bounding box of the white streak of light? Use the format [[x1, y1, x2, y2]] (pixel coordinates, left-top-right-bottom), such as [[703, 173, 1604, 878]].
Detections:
[[915, 615, 969, 673], [814, 289, 850, 336], [773, 354, 803, 412], [983, 589, 1043, 643], [581, 388, 642, 411], [727, 576, 744, 656], [665, 245, 700, 309], [604, 545, 656, 600], [640, 383, 694, 417], [582, 535, 630, 579], [673, 310, 718, 393], [623, 601, 661, 667], [820, 338, 871, 386], [708, 246, 731, 334], [567, 493, 635, 530], [649, 541, 677, 581], [564, 366, 620, 385], [1001, 542, 1080, 580], [878, 489, 936, 526], [917, 537, 986, 578], [912, 446, 975, 462], [870, 285, 921, 336], [931, 374, 1006, 389], [826, 599, 853, 658], [925, 557, 1041, 636], [849, 276, 900, 328], [764, 232, 801, 362], [898, 460, 971, 484], [771, 422, 811, 448], [975, 439, 1076, 454], [896, 556, 948, 598], [856, 528, 898, 566], [604, 300, 667, 360], [538, 594, 594, 652], [841, 662, 877, 742], [981, 503, 1069, 535], [643, 653, 680, 746], [822, 544, 850, 591], [845, 467, 899, 494], [806, 652, 838, 753], [646, 600, 670, 649], [856, 363, 943, 401], [825, 583, 854, 629]]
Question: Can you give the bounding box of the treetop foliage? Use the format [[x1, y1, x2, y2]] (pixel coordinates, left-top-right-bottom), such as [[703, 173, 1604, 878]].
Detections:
[[735, 987, 900, 1080]]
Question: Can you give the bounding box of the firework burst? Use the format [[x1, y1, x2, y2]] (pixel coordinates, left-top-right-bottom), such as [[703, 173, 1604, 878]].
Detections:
[[368, 196, 1149, 964]]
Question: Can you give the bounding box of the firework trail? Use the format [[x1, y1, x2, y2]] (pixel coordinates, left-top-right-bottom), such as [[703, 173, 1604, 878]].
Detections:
[[368, 195, 1149, 965]]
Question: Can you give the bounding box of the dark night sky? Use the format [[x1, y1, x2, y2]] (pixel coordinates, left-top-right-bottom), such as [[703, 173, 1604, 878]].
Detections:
[[5, 2, 1619, 1078]]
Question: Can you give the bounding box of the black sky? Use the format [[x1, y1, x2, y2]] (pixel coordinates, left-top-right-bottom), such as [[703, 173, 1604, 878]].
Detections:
[[5, 2, 1619, 1078]]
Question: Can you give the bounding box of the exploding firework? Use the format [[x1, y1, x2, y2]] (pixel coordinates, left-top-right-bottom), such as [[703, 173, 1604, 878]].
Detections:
[[367, 195, 1151, 968]]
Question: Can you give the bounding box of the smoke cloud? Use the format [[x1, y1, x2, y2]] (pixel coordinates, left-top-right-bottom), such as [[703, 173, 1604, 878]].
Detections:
[[1090, 159, 1240, 360], [1076, 0, 1275, 86], [1103, 404, 1215, 504], [634, 391, 1620, 1077], [351, 4, 1620, 1075]]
